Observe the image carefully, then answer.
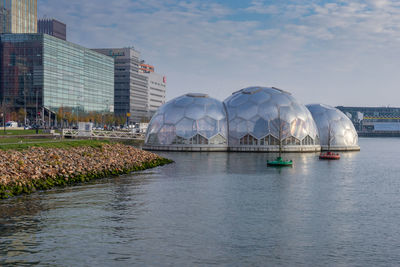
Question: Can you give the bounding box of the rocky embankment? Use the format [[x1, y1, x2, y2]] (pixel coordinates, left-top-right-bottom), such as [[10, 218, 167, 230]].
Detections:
[[0, 143, 172, 199]]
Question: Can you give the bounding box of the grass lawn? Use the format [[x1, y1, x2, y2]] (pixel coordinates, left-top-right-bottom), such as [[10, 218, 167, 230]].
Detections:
[[0, 129, 45, 136], [0, 139, 110, 150]]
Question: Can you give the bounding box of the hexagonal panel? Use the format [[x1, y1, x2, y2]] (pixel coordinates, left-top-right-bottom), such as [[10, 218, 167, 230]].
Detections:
[[207, 102, 226, 120], [185, 104, 206, 120], [164, 106, 185, 124], [250, 116, 269, 138], [197, 116, 218, 139], [236, 103, 258, 120], [157, 124, 176, 145], [248, 91, 272, 105], [175, 118, 196, 139], [174, 96, 194, 107]]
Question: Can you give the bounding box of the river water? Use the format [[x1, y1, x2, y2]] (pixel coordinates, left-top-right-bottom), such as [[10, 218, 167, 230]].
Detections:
[[1, 138, 400, 266]]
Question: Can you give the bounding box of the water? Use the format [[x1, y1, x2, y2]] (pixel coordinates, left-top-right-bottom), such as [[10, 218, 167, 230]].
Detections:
[[1, 138, 400, 266]]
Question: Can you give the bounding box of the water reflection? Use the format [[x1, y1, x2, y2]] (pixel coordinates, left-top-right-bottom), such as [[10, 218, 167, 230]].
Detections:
[[2, 140, 400, 265], [0, 195, 45, 265]]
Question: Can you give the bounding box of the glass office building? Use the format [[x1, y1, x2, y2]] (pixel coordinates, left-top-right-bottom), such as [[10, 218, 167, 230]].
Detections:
[[0, 34, 114, 123]]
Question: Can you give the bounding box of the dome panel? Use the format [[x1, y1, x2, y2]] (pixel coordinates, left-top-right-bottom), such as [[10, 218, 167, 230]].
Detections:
[[157, 124, 176, 145], [176, 118, 196, 139], [307, 104, 359, 150], [197, 117, 218, 138], [185, 104, 206, 120], [250, 116, 269, 138], [174, 96, 194, 107], [147, 114, 164, 135], [237, 103, 258, 120], [164, 106, 185, 124], [207, 102, 226, 120]]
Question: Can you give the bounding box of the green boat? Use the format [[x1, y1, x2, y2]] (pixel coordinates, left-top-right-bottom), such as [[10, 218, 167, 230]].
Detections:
[[267, 106, 293, 167], [267, 157, 293, 167]]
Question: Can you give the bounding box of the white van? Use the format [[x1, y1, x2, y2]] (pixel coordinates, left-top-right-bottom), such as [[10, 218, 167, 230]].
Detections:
[[6, 121, 18, 128]]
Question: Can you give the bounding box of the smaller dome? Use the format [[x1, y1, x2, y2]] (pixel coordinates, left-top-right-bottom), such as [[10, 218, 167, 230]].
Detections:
[[307, 104, 360, 151], [144, 93, 228, 151]]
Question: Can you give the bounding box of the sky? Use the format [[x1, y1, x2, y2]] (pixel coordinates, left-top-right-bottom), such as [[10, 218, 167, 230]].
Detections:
[[38, 0, 400, 107]]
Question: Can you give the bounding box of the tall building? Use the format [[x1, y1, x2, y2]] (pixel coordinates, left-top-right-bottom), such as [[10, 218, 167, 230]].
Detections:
[[139, 63, 166, 116], [0, 34, 114, 125], [0, 0, 37, 33], [37, 18, 66, 40], [94, 48, 150, 123]]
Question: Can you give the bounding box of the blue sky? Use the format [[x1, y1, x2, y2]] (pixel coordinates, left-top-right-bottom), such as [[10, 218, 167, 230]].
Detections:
[[38, 0, 400, 106]]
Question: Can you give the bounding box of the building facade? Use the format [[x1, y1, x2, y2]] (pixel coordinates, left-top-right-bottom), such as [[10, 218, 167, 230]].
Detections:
[[141, 71, 166, 116], [0, 0, 37, 33], [94, 48, 150, 123], [0, 34, 114, 125], [337, 106, 400, 136], [37, 18, 66, 40]]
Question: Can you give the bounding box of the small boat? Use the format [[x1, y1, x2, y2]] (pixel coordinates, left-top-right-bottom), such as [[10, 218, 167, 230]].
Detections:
[[267, 156, 293, 167], [319, 151, 340, 160], [267, 106, 293, 167]]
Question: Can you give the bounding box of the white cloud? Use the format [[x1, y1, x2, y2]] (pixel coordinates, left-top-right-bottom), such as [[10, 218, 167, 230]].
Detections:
[[38, 0, 400, 106]]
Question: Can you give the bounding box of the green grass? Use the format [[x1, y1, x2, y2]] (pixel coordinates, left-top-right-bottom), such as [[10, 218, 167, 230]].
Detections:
[[0, 139, 110, 150], [0, 138, 53, 144], [0, 129, 45, 136]]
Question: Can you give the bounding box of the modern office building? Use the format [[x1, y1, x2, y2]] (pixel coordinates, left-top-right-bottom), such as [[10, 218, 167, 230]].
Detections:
[[0, 33, 114, 125], [94, 48, 153, 123], [140, 64, 166, 116], [37, 18, 66, 40], [0, 0, 37, 33]]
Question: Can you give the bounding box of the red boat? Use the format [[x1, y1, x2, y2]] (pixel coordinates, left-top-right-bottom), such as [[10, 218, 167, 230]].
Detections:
[[319, 151, 340, 160]]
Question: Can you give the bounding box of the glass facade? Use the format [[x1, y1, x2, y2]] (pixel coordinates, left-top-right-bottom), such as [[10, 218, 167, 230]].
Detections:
[[0, 0, 37, 33], [0, 33, 114, 122], [94, 48, 149, 123], [224, 87, 320, 150], [307, 104, 359, 149], [145, 93, 228, 149]]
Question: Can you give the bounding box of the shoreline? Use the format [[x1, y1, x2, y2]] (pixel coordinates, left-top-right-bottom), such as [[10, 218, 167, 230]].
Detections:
[[0, 143, 173, 199]]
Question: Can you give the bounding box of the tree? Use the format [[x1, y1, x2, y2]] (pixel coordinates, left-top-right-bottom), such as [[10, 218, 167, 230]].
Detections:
[[17, 108, 26, 124]]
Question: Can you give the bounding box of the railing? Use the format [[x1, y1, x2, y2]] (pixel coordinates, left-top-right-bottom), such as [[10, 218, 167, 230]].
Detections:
[[62, 129, 145, 140]]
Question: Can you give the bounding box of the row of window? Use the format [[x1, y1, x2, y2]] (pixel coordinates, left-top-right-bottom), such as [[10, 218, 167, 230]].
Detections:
[[239, 134, 317, 146]]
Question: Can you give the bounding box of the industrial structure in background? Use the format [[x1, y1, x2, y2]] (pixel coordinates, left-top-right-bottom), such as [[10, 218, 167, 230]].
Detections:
[[0, 0, 37, 34], [337, 106, 400, 137], [94, 47, 166, 124], [37, 18, 66, 40]]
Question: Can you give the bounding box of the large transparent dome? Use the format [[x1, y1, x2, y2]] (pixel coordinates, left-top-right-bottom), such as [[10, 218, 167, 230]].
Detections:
[[307, 104, 360, 151], [144, 93, 228, 151], [224, 87, 320, 152]]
